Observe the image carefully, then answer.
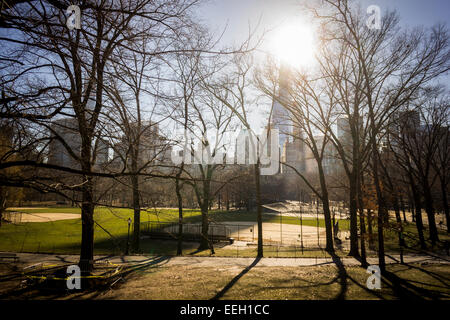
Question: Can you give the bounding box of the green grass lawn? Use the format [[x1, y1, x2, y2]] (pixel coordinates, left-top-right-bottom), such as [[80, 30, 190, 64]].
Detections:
[[382, 220, 450, 255], [1, 207, 192, 254], [1, 206, 447, 257], [1, 207, 348, 256]]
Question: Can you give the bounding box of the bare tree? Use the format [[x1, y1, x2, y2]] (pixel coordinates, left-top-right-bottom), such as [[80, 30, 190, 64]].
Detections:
[[0, 0, 207, 273], [430, 94, 450, 233], [389, 88, 449, 245], [202, 52, 268, 257], [102, 32, 172, 253], [316, 0, 450, 271], [255, 62, 336, 254]]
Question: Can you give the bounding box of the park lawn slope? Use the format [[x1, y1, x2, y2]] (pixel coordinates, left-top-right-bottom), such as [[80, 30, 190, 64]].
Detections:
[[3, 207, 343, 255], [69, 263, 450, 300], [0, 207, 200, 254]]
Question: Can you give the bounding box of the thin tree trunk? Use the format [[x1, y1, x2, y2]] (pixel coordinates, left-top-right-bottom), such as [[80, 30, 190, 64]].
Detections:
[[79, 135, 95, 274], [79, 176, 94, 273], [409, 193, 416, 222], [348, 174, 359, 257], [376, 206, 386, 272], [423, 180, 439, 245], [254, 163, 263, 257], [412, 185, 426, 249], [393, 196, 406, 247], [367, 209, 375, 250], [369, 130, 386, 272], [440, 180, 450, 233], [400, 197, 407, 223], [131, 171, 140, 253], [318, 164, 334, 253], [357, 175, 367, 266], [175, 174, 183, 256], [199, 204, 210, 251]]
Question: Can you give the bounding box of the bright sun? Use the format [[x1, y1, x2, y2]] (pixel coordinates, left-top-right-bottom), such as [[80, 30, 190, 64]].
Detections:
[[268, 23, 316, 69]]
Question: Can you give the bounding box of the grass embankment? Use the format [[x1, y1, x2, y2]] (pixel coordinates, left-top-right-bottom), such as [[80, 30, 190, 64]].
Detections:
[[1, 207, 349, 256], [0, 207, 198, 255], [106, 263, 450, 300], [378, 219, 450, 256], [7, 262, 445, 300], [1, 206, 447, 257]]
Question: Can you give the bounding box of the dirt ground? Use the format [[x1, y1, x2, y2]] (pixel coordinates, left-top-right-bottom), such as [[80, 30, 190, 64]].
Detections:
[[164, 221, 350, 248]]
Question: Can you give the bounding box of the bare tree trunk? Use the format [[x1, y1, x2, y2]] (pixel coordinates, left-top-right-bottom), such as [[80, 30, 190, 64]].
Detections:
[[318, 164, 334, 253], [131, 171, 140, 253], [357, 175, 367, 266], [376, 206, 386, 272], [409, 193, 416, 222], [199, 204, 210, 250], [369, 122, 386, 272], [422, 182, 439, 246], [393, 196, 406, 247], [440, 180, 450, 233], [411, 185, 426, 249], [79, 144, 94, 273], [197, 166, 215, 254], [367, 209, 375, 250], [175, 170, 183, 256], [400, 197, 407, 223], [254, 163, 263, 257], [348, 173, 359, 257]]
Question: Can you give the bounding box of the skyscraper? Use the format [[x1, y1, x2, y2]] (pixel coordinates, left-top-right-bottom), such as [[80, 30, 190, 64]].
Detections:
[[271, 64, 292, 150], [270, 65, 308, 176], [48, 117, 81, 169]]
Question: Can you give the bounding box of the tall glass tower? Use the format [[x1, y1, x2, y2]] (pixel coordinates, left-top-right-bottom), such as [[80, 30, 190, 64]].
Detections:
[[270, 64, 293, 174]]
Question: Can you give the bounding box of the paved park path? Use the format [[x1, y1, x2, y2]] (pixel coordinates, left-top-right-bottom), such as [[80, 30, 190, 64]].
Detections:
[[2, 252, 449, 268]]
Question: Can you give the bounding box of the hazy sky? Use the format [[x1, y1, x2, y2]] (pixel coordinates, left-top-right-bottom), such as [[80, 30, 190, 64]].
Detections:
[[199, 0, 450, 45], [190, 0, 450, 133]]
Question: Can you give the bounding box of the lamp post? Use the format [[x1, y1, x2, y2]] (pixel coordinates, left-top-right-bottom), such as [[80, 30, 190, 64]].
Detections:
[[126, 217, 132, 255]]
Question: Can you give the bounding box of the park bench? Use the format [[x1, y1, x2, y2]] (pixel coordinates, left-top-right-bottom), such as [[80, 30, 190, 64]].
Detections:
[[0, 252, 19, 263]]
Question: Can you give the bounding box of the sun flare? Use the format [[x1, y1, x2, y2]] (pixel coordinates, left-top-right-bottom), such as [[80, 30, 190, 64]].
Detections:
[[268, 22, 316, 69]]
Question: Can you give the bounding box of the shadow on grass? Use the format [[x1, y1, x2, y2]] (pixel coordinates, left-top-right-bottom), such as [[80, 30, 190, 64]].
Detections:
[[252, 253, 348, 299], [0, 255, 171, 300], [211, 256, 261, 300], [329, 252, 348, 300], [379, 263, 450, 300], [64, 255, 172, 300]]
